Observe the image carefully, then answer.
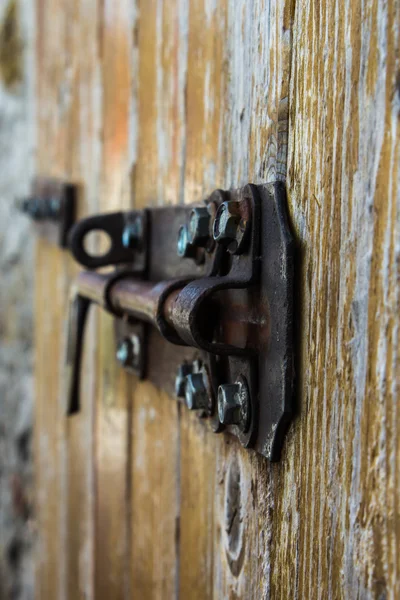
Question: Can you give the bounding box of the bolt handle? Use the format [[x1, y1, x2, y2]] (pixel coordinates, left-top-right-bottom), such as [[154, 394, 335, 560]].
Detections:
[[64, 292, 92, 415]]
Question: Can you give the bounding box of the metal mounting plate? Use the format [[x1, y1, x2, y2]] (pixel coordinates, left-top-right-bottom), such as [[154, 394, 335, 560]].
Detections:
[[111, 182, 295, 461]]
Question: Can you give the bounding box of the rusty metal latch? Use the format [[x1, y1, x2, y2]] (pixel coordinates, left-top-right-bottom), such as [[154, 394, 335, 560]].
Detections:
[[65, 183, 295, 461]]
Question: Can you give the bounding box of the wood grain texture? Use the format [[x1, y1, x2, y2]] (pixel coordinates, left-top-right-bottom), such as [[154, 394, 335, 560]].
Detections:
[[35, 0, 72, 594], [129, 2, 183, 596], [35, 0, 100, 597], [94, 1, 132, 598], [65, 2, 100, 597], [34, 0, 399, 598], [283, 0, 400, 597], [177, 1, 223, 596]]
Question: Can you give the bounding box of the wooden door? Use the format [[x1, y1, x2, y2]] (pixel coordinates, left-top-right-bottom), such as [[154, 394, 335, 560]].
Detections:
[[34, 0, 399, 598]]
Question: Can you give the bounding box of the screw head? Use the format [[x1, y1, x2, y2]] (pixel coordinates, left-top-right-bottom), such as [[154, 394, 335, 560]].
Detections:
[[48, 197, 61, 219], [19, 196, 62, 221], [122, 218, 143, 250], [116, 335, 141, 369], [185, 372, 209, 411], [116, 340, 130, 365], [23, 198, 42, 220], [177, 224, 197, 259], [188, 206, 211, 246], [213, 200, 250, 254], [175, 362, 193, 398], [218, 377, 250, 431]]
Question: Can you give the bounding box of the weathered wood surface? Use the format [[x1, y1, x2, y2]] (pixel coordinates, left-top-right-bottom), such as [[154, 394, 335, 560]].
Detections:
[[34, 0, 399, 598]]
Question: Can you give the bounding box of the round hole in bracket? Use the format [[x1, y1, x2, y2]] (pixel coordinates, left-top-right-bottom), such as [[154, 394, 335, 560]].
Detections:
[[83, 229, 112, 257]]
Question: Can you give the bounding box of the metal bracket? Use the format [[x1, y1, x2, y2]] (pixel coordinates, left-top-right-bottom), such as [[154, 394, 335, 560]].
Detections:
[[18, 177, 77, 248], [65, 182, 295, 461]]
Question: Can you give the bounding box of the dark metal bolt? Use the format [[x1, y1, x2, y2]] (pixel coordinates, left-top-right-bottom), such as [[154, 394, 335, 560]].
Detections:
[[177, 224, 197, 259], [122, 218, 143, 250], [26, 199, 40, 219], [49, 197, 61, 218], [188, 206, 211, 246], [19, 197, 61, 221], [116, 335, 141, 369], [213, 200, 250, 254], [218, 377, 250, 431], [185, 372, 209, 411], [175, 362, 193, 398]]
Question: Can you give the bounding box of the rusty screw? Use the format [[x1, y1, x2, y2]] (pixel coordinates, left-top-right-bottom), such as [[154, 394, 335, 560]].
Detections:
[[188, 206, 211, 247], [213, 200, 250, 254], [177, 224, 197, 259], [218, 376, 250, 431], [116, 335, 141, 369], [185, 372, 209, 411]]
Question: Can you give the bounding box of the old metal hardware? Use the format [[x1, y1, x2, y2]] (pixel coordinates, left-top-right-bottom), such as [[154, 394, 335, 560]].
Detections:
[[17, 177, 77, 248], [175, 359, 214, 415], [69, 210, 147, 270], [65, 182, 295, 461], [218, 376, 251, 432]]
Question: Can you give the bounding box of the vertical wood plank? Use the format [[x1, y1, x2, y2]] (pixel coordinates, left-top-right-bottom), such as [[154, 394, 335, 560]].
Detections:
[[210, 2, 296, 597], [177, 1, 226, 598], [94, 0, 132, 598], [35, 0, 101, 596], [64, 0, 100, 596], [35, 0, 73, 596], [129, 0, 186, 597], [281, 0, 400, 596]]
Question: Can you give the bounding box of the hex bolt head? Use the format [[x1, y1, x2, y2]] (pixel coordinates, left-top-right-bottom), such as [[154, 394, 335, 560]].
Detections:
[[116, 335, 141, 369], [20, 197, 51, 221], [185, 372, 209, 411], [188, 206, 211, 246], [49, 197, 61, 219], [122, 218, 143, 250], [116, 340, 130, 366], [21, 198, 37, 219], [218, 377, 250, 432], [177, 224, 197, 259], [213, 200, 250, 254], [175, 362, 193, 398]]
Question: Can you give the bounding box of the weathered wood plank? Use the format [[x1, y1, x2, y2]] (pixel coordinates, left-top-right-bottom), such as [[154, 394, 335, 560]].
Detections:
[[177, 1, 225, 597], [34, 0, 399, 598], [35, 0, 101, 596], [62, 1, 100, 597], [129, 1, 184, 597], [34, 242, 66, 599], [94, 1, 132, 598], [207, 1, 294, 596], [35, 0, 73, 596], [279, 0, 400, 596]]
